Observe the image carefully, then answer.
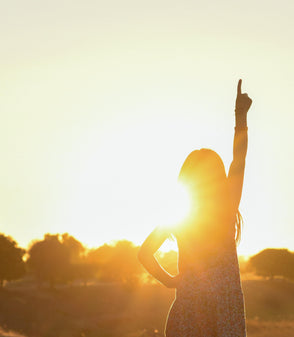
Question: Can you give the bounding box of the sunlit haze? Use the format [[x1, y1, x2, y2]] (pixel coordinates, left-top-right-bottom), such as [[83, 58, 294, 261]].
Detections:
[[0, 1, 294, 257]]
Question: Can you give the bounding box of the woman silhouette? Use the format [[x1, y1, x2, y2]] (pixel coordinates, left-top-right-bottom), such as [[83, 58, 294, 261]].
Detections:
[[138, 80, 252, 337]]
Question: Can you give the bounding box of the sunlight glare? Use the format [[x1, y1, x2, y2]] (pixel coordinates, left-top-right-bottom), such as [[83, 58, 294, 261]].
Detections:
[[160, 182, 191, 229]]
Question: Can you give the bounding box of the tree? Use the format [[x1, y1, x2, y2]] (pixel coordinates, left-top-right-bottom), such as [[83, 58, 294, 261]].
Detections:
[[0, 234, 26, 287], [88, 240, 143, 286], [61, 233, 85, 264], [249, 248, 294, 280], [27, 233, 90, 287], [74, 256, 97, 286], [27, 234, 71, 287]]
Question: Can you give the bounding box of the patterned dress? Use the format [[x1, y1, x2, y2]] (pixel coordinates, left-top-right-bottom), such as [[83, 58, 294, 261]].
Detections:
[[165, 240, 246, 337]]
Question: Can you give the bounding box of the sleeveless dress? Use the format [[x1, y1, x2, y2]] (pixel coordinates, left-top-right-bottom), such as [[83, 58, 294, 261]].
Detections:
[[165, 239, 246, 337]]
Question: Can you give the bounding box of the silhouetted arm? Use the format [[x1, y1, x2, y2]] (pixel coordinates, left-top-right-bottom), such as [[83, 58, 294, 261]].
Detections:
[[228, 128, 248, 213], [228, 80, 252, 213], [138, 227, 178, 288]]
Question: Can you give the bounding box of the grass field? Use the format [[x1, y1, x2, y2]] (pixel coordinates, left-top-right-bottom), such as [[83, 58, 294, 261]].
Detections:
[[0, 279, 293, 337]]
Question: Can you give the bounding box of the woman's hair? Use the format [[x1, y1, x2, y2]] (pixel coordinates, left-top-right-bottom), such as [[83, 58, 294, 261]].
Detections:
[[178, 149, 242, 244]]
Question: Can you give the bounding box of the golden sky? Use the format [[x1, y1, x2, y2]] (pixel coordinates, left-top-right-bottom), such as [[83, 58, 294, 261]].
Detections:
[[0, 0, 293, 256]]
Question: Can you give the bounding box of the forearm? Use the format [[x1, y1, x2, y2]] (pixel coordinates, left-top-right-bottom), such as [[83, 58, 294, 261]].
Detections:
[[228, 78, 251, 211], [138, 253, 175, 288]]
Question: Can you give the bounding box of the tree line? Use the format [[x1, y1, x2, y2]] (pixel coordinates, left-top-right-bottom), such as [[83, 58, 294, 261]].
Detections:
[[0, 233, 144, 288], [0, 232, 293, 288]]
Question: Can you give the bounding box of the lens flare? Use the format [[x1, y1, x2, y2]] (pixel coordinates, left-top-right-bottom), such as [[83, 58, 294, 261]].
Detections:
[[160, 182, 192, 229]]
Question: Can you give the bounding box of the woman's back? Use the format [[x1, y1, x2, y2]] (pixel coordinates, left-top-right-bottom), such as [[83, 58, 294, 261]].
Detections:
[[167, 220, 245, 337], [173, 209, 236, 274]]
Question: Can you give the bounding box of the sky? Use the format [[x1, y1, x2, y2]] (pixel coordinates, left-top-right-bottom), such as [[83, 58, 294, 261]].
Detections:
[[0, 0, 293, 256]]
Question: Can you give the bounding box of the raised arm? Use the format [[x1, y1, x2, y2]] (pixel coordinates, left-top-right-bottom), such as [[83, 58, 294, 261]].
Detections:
[[138, 226, 178, 288], [228, 80, 252, 213]]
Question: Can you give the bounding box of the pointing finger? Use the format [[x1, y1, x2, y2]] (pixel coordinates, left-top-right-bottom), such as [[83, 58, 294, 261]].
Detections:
[[237, 79, 242, 96]]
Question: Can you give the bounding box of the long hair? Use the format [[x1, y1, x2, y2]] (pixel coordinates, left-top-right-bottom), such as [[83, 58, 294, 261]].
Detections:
[[178, 149, 242, 244]]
